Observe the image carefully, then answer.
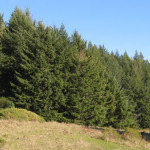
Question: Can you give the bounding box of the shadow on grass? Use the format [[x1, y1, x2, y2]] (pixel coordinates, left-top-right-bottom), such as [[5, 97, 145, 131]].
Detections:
[[141, 132, 150, 142], [92, 126, 150, 142]]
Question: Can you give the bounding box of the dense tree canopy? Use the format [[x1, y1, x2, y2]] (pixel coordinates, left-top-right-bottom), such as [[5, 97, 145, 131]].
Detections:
[[0, 8, 150, 128]]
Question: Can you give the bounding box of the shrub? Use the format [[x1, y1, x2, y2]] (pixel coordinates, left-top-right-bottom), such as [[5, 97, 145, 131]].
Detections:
[[0, 97, 14, 109], [0, 108, 45, 122], [100, 126, 121, 142], [122, 127, 142, 142], [0, 137, 6, 148]]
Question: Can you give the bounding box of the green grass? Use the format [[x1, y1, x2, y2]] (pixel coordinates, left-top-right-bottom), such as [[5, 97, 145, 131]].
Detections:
[[0, 108, 45, 122], [70, 131, 144, 150]]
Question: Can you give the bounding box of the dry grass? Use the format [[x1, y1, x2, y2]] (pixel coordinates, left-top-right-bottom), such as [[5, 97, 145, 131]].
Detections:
[[0, 120, 150, 150], [0, 120, 103, 150]]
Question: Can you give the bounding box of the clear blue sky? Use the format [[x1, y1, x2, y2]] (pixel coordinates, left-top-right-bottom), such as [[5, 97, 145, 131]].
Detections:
[[1, 0, 150, 61]]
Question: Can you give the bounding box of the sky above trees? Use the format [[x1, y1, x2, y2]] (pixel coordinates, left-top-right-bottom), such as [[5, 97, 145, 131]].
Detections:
[[0, 0, 150, 61]]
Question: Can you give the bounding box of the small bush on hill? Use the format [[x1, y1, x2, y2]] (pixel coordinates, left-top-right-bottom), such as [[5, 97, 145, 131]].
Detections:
[[100, 126, 121, 142], [122, 127, 142, 142], [0, 137, 6, 148], [0, 108, 45, 122], [0, 97, 14, 109]]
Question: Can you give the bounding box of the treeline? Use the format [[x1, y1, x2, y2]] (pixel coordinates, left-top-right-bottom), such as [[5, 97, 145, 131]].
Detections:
[[0, 8, 150, 129]]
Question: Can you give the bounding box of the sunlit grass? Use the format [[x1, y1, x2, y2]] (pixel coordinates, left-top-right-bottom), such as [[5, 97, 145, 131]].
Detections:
[[0, 120, 150, 150]]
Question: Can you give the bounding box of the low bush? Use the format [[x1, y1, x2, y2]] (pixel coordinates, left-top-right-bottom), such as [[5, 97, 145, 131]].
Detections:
[[0, 97, 14, 108], [0, 137, 6, 148], [100, 126, 121, 142], [0, 108, 45, 122], [122, 127, 142, 142]]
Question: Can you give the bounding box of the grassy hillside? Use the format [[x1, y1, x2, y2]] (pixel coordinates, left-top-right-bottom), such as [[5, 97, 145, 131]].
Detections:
[[0, 120, 150, 150]]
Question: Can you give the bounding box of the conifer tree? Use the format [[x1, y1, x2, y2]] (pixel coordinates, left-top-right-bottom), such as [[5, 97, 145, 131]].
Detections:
[[0, 14, 5, 96], [2, 8, 36, 108], [79, 50, 108, 126], [28, 22, 54, 118], [97, 50, 136, 128], [119, 52, 136, 104], [133, 53, 150, 128], [106, 77, 136, 128], [71, 41, 108, 126], [0, 13, 13, 97], [40, 25, 79, 121]]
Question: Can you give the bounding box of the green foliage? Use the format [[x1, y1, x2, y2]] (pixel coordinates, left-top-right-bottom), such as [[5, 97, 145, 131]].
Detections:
[[104, 77, 136, 128], [77, 48, 108, 126], [0, 97, 14, 108], [0, 108, 45, 122]]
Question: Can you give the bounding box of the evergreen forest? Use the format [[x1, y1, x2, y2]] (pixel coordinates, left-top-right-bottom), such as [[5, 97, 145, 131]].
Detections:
[[1, 8, 150, 129]]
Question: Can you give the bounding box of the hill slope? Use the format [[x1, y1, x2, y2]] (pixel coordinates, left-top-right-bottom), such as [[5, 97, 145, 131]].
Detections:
[[0, 108, 45, 122], [0, 120, 150, 150]]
